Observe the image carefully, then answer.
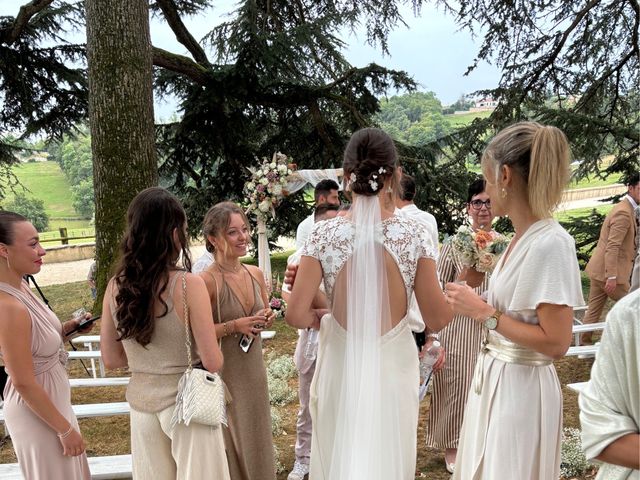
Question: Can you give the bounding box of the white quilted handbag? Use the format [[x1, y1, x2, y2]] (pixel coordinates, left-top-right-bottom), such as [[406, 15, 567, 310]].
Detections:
[[171, 273, 226, 429]]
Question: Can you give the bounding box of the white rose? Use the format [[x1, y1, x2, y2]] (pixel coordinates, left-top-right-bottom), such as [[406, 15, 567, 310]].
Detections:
[[272, 184, 283, 196], [269, 162, 276, 169], [277, 164, 287, 173], [256, 169, 264, 177], [246, 182, 255, 190], [258, 199, 271, 212], [260, 178, 269, 185]]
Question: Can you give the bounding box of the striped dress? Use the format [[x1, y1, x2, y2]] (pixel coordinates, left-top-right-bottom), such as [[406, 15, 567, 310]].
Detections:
[[425, 241, 490, 449]]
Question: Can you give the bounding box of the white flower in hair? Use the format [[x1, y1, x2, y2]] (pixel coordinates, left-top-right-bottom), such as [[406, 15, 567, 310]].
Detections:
[[369, 180, 379, 191], [379, 167, 386, 174], [372, 174, 377, 179], [350, 173, 357, 182]]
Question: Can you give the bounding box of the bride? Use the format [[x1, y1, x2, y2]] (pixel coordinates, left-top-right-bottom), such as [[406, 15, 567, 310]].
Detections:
[[286, 128, 452, 479]]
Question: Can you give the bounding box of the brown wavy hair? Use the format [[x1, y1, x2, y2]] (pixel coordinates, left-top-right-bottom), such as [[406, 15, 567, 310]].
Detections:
[[113, 187, 192, 346]]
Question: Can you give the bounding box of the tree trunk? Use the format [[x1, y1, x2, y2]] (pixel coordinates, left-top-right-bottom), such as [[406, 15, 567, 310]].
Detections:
[[85, 0, 157, 304]]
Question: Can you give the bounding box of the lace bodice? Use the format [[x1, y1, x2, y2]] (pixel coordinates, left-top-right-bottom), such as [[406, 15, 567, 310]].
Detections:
[[300, 215, 437, 305]]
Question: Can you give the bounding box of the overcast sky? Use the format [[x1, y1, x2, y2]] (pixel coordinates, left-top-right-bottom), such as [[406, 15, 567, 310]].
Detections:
[[1, 1, 500, 119]]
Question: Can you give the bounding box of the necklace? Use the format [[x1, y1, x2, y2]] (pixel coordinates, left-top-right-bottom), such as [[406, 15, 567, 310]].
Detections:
[[216, 261, 242, 274], [217, 264, 253, 314]]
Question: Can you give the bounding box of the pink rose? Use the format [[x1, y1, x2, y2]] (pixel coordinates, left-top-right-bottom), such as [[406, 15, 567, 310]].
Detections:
[[476, 252, 495, 272]]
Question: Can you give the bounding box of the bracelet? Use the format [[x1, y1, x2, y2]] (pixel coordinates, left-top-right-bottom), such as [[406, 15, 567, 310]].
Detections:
[[427, 333, 440, 340], [223, 322, 229, 337], [57, 426, 73, 439]]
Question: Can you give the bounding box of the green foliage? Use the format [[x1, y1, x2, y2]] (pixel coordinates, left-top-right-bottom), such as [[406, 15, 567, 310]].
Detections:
[[5, 193, 49, 231], [47, 130, 95, 218], [375, 92, 452, 145]]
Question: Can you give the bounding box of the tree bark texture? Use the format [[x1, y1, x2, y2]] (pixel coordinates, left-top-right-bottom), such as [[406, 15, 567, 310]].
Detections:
[[85, 0, 158, 303]]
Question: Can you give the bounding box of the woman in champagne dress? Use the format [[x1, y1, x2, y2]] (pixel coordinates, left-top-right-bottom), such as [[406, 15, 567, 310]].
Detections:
[[0, 211, 90, 480], [200, 202, 276, 480]]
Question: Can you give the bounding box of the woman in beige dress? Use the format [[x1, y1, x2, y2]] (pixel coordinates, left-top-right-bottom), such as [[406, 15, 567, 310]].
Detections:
[[426, 177, 495, 473], [446, 122, 585, 479], [0, 211, 91, 480], [101, 187, 229, 480], [200, 201, 276, 480]]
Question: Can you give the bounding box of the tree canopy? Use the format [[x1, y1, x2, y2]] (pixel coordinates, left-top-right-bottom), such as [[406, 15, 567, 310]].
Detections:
[[0, 0, 637, 252]]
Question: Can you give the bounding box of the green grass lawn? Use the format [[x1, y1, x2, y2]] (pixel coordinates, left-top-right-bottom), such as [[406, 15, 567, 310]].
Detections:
[[445, 110, 492, 127], [555, 204, 613, 222], [8, 161, 77, 218], [568, 172, 622, 190]]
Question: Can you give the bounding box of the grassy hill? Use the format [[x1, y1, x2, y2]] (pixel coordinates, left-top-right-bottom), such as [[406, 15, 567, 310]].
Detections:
[[5, 161, 90, 230], [445, 109, 492, 126]]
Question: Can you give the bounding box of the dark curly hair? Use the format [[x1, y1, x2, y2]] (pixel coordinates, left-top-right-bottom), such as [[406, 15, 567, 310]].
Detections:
[[342, 128, 399, 196], [113, 187, 192, 346]]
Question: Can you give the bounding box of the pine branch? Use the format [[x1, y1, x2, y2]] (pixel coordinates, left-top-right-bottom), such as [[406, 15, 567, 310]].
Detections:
[[152, 46, 211, 84], [155, 0, 211, 67], [0, 0, 54, 45]]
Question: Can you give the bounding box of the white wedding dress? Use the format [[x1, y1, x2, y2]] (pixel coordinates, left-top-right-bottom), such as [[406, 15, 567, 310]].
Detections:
[[300, 196, 436, 480]]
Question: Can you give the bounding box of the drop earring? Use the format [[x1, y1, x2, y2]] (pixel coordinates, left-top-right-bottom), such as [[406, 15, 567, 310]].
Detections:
[[501, 188, 507, 199]]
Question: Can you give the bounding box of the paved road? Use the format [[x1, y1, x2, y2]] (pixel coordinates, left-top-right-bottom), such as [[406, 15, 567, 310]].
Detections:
[[35, 244, 209, 287]]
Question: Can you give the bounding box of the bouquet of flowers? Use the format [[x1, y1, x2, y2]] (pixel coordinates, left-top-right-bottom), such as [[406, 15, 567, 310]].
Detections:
[[244, 152, 293, 221], [269, 275, 287, 319], [447, 225, 510, 274]]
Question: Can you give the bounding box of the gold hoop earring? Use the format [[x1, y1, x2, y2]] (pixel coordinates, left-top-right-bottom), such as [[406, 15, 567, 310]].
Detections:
[[501, 188, 507, 199], [386, 186, 393, 193]]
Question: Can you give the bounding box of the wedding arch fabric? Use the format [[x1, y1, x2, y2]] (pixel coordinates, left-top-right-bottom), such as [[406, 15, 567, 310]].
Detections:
[[284, 168, 344, 194], [255, 168, 343, 289], [300, 195, 437, 479]]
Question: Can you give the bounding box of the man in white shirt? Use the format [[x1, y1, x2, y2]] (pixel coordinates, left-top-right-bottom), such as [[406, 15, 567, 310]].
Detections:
[[395, 173, 439, 250], [295, 179, 340, 249]]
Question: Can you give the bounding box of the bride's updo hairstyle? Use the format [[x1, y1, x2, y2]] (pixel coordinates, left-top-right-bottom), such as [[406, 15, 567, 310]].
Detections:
[[343, 128, 400, 197], [481, 121, 570, 218]]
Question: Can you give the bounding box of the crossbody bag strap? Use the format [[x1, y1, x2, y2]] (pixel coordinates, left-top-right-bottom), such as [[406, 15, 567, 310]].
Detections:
[[181, 272, 193, 373], [200, 269, 224, 348]]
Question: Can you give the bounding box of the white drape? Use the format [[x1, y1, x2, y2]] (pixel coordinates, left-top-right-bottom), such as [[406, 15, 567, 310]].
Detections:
[[256, 168, 343, 291]]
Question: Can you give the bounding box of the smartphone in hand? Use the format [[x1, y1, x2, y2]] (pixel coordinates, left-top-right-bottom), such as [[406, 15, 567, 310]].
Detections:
[[66, 315, 101, 336]]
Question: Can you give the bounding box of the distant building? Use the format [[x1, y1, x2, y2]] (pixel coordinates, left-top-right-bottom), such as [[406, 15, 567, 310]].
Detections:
[[470, 97, 498, 112]]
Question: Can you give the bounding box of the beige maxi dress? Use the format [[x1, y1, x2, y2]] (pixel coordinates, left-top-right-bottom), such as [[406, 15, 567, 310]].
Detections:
[[453, 219, 585, 479], [209, 267, 276, 480], [0, 281, 90, 480]]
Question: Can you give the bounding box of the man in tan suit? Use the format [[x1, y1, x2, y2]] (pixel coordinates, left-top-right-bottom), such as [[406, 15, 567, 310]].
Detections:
[[582, 172, 640, 344]]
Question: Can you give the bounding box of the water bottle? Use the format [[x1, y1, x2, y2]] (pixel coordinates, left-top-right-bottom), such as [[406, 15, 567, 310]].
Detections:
[[419, 340, 441, 400], [304, 328, 319, 360]]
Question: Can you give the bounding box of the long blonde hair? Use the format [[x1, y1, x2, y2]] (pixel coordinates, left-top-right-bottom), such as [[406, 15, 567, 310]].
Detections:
[[482, 121, 570, 218]]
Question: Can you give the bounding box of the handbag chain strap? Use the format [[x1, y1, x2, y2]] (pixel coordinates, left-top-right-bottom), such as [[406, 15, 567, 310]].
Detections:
[[181, 272, 193, 374]]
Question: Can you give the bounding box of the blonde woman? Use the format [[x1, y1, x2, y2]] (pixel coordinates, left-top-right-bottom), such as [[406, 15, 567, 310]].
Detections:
[[199, 202, 276, 480], [446, 122, 585, 479]]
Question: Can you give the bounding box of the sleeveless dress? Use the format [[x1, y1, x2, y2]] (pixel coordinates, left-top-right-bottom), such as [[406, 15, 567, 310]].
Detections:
[[300, 215, 436, 480], [208, 266, 276, 480], [426, 241, 490, 448], [0, 281, 90, 480]]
